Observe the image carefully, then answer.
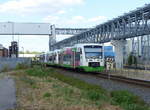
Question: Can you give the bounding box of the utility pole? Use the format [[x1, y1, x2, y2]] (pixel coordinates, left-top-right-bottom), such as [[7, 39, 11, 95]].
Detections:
[[12, 22, 14, 41]]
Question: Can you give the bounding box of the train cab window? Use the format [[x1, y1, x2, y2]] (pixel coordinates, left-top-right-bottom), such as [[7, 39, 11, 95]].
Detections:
[[84, 45, 103, 59]]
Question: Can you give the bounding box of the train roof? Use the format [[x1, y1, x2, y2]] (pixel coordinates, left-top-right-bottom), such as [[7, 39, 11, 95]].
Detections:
[[50, 43, 103, 52]]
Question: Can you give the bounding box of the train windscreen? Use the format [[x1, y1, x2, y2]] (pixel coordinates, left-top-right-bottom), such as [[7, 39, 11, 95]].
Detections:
[[84, 45, 103, 59]]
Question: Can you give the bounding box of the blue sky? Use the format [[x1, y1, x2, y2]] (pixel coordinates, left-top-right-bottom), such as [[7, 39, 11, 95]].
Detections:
[[0, 0, 150, 52]]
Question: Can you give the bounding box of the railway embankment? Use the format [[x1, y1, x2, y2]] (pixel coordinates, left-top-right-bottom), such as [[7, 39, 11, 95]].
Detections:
[[5, 66, 150, 110], [53, 67, 150, 104]]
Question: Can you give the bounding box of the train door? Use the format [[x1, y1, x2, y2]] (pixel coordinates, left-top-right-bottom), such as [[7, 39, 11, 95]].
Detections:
[[55, 52, 59, 64], [71, 48, 75, 68], [58, 52, 63, 65], [74, 48, 82, 67], [79, 48, 83, 66]]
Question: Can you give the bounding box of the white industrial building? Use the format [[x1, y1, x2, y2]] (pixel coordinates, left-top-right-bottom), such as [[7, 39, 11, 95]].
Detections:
[[19, 54, 36, 58]]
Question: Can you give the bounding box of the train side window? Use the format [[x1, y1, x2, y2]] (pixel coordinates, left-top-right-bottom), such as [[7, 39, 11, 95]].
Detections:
[[67, 54, 71, 61], [63, 54, 71, 61]]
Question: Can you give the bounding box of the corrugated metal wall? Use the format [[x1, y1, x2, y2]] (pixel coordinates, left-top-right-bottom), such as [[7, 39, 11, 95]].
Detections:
[[0, 58, 31, 72]]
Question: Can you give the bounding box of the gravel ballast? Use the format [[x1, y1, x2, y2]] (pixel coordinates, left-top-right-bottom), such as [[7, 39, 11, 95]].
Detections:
[[55, 69, 150, 105]]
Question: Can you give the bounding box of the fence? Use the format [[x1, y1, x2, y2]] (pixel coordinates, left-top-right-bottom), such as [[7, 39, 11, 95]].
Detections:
[[0, 57, 31, 72]]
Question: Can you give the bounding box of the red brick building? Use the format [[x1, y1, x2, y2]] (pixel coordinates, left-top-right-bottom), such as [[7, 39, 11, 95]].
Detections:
[[0, 44, 8, 57]]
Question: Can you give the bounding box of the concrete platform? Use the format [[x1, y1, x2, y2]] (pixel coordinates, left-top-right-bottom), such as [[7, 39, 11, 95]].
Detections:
[[0, 77, 16, 110], [106, 69, 150, 81]]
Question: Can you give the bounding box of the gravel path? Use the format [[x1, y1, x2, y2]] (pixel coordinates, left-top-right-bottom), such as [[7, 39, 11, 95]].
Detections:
[[56, 69, 150, 105], [0, 76, 16, 110]]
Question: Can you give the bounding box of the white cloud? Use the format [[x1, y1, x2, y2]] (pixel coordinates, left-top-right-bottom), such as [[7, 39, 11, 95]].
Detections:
[[0, 0, 84, 15], [57, 10, 66, 15], [88, 16, 106, 22], [43, 15, 59, 23], [72, 16, 85, 20], [43, 15, 107, 27], [67, 16, 85, 24]]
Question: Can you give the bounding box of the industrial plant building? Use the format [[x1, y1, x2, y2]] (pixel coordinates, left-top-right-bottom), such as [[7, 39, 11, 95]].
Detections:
[[0, 41, 18, 58]]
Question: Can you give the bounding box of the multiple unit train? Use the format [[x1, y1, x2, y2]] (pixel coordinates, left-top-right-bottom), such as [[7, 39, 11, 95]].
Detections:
[[37, 43, 106, 72]]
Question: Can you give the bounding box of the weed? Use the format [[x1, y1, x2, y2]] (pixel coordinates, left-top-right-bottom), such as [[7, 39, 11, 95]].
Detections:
[[111, 90, 144, 105], [31, 85, 39, 89], [25, 67, 52, 77], [62, 87, 74, 96], [20, 76, 36, 86], [24, 66, 150, 110], [122, 103, 150, 110], [50, 70, 106, 94], [85, 90, 103, 101], [52, 84, 60, 88], [111, 90, 149, 110], [43, 92, 51, 98], [46, 79, 52, 82], [1, 64, 9, 72], [16, 63, 29, 70]]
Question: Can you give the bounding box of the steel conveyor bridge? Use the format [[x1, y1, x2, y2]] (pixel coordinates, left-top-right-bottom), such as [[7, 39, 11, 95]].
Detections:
[[55, 28, 88, 35], [52, 4, 150, 50]]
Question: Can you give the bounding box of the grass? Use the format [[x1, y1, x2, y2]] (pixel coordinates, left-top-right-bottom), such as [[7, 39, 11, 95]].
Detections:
[[10, 68, 103, 110], [16, 62, 30, 70], [48, 69, 106, 94], [43, 92, 51, 98], [61, 87, 74, 96], [85, 90, 106, 101], [9, 66, 150, 110], [1, 64, 9, 72], [111, 90, 144, 105], [111, 90, 149, 110], [20, 76, 36, 86], [25, 66, 52, 77], [25, 66, 150, 110]]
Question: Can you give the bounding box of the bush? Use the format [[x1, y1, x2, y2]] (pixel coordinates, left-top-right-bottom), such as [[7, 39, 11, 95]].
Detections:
[[111, 91, 140, 104], [111, 90, 149, 110], [43, 92, 51, 98]]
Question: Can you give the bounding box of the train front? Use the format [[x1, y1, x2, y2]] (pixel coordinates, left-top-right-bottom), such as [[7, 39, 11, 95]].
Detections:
[[80, 44, 104, 72]]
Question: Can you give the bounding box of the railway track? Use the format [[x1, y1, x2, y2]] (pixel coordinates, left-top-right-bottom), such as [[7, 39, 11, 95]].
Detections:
[[47, 65, 150, 88], [93, 72, 150, 88], [46, 65, 150, 104]]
